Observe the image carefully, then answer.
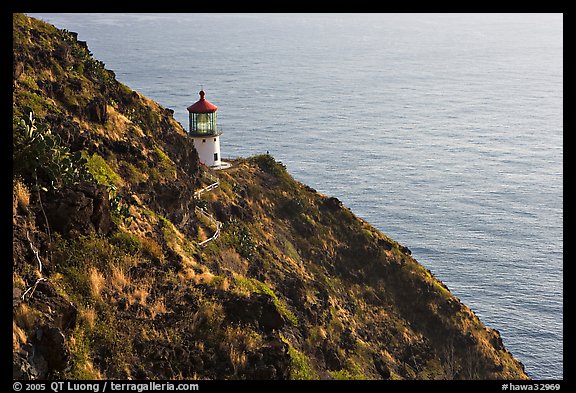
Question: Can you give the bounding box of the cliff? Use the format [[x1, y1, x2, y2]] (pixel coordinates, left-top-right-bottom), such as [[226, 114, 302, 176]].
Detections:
[[12, 14, 528, 380]]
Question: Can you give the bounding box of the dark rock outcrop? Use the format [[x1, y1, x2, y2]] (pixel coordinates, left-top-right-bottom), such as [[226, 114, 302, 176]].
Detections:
[[151, 181, 195, 230], [14, 325, 71, 380], [13, 61, 24, 80], [373, 355, 391, 379], [323, 196, 343, 210], [244, 337, 290, 380], [223, 293, 285, 332], [43, 182, 111, 237], [35, 327, 70, 372], [86, 97, 108, 124], [490, 330, 505, 351], [259, 295, 285, 332], [322, 342, 343, 370]]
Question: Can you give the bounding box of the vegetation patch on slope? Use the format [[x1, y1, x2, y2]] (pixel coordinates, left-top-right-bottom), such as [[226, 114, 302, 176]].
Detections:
[[13, 14, 528, 381]]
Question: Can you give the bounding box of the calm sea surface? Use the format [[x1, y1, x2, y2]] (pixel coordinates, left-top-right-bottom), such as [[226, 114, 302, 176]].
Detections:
[[28, 13, 563, 379]]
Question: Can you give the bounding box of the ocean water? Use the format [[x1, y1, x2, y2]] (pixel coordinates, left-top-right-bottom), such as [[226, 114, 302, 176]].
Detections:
[[28, 13, 563, 379]]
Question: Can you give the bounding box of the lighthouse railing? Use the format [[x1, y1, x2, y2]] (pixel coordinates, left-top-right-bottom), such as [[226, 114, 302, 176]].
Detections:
[[194, 173, 222, 246], [194, 177, 220, 199], [196, 206, 222, 246]]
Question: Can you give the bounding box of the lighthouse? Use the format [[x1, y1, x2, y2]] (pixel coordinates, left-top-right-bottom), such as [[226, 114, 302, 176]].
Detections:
[[187, 89, 222, 167]]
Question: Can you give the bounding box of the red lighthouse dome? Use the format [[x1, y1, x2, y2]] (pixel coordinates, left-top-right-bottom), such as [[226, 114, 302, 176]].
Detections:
[[187, 90, 218, 113]]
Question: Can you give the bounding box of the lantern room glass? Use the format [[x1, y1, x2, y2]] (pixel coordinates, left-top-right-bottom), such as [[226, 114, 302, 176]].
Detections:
[[189, 112, 217, 135]]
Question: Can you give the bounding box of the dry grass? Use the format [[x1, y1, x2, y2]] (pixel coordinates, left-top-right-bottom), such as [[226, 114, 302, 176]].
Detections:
[[14, 303, 36, 330], [307, 325, 328, 348], [216, 277, 230, 291], [194, 341, 205, 352], [205, 192, 218, 202], [89, 267, 106, 300], [78, 306, 97, 329], [128, 285, 150, 307], [13, 180, 30, 216], [110, 265, 129, 292], [193, 271, 214, 285], [123, 207, 155, 237], [220, 248, 248, 275], [140, 237, 164, 261], [79, 360, 103, 380], [191, 301, 223, 331], [229, 345, 248, 375], [197, 227, 208, 242], [13, 273, 26, 290], [177, 266, 196, 283], [105, 105, 145, 139], [223, 326, 263, 352], [164, 238, 195, 268], [13, 321, 27, 351], [219, 329, 249, 375], [150, 298, 167, 320], [119, 254, 140, 270]]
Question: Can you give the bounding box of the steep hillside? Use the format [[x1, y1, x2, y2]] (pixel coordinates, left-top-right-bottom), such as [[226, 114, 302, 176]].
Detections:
[[12, 14, 528, 380]]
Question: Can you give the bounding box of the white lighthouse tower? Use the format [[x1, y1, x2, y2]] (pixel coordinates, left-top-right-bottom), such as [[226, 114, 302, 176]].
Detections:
[[187, 89, 222, 167]]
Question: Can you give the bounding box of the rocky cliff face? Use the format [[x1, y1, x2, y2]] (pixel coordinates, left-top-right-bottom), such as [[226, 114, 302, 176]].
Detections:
[[12, 14, 528, 380]]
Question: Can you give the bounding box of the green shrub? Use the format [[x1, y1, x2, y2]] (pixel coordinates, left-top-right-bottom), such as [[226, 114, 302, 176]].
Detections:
[[84, 153, 121, 188], [84, 153, 131, 222], [121, 162, 148, 184], [234, 276, 298, 327], [62, 326, 99, 379], [58, 265, 93, 306], [53, 233, 126, 279], [20, 75, 39, 90], [13, 109, 93, 189], [224, 219, 255, 260], [250, 154, 291, 183], [328, 360, 369, 380], [140, 237, 164, 261], [328, 369, 357, 380], [282, 197, 305, 216], [111, 231, 142, 255], [287, 345, 317, 380]]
